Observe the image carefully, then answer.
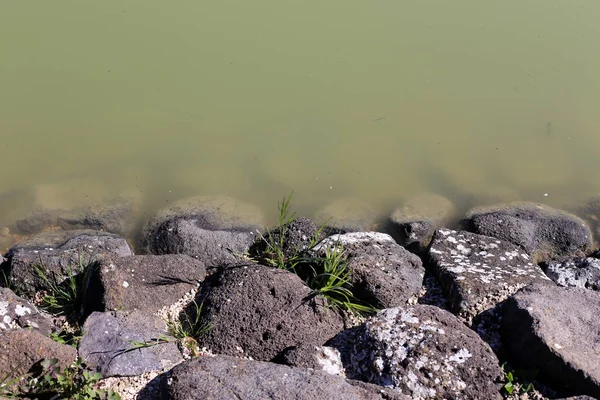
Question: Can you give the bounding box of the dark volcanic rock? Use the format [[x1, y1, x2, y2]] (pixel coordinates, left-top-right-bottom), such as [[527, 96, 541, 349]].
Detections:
[[92, 254, 205, 314], [389, 193, 455, 253], [0, 329, 76, 379], [314, 198, 377, 232], [195, 264, 345, 361], [463, 202, 593, 263], [329, 305, 502, 400], [5, 231, 132, 297], [428, 228, 552, 322], [503, 283, 600, 397], [79, 311, 182, 377], [278, 344, 345, 377], [0, 287, 53, 334], [161, 355, 409, 400], [313, 232, 425, 309], [144, 196, 264, 268], [573, 194, 600, 243], [545, 257, 600, 291], [250, 217, 322, 262]]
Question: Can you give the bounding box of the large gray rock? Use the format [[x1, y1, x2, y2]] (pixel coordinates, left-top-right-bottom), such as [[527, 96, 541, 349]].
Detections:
[[329, 305, 502, 400], [463, 202, 593, 263], [313, 232, 424, 309], [545, 257, 600, 291], [428, 228, 552, 322], [388, 193, 455, 253], [503, 283, 600, 397], [0, 329, 76, 379], [90, 254, 205, 314], [79, 311, 183, 377], [0, 287, 54, 334], [144, 196, 264, 268], [195, 264, 345, 361], [5, 231, 133, 298], [314, 198, 377, 233], [160, 355, 409, 400]]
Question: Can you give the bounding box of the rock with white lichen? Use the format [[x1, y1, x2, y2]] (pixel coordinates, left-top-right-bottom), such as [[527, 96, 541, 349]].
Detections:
[[278, 344, 346, 377], [428, 228, 552, 322], [544, 257, 600, 291], [328, 305, 502, 400], [0, 287, 54, 334]]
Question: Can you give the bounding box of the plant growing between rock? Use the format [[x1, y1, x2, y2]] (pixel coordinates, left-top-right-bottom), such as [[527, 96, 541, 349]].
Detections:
[[501, 362, 535, 397]]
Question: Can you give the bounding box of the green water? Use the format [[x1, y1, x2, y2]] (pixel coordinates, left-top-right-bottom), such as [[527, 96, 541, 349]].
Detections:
[[1, 1, 599, 226]]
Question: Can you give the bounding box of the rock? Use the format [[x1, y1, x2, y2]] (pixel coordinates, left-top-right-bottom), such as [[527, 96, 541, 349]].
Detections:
[[463, 202, 593, 263], [90, 254, 205, 314], [0, 287, 54, 334], [545, 257, 600, 290], [503, 283, 600, 397], [428, 228, 552, 322], [573, 194, 600, 241], [250, 217, 322, 263], [313, 232, 425, 309], [144, 196, 264, 268], [5, 231, 133, 298], [314, 198, 377, 232], [0, 329, 76, 379], [278, 344, 345, 377], [160, 355, 409, 400], [78, 311, 183, 377], [329, 305, 502, 400], [195, 264, 345, 361], [388, 193, 455, 253]]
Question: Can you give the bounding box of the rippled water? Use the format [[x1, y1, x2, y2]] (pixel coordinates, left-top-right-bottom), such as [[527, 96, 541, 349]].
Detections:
[[1, 1, 599, 228]]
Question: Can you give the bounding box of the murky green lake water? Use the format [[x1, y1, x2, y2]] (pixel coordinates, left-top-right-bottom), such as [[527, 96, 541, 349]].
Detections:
[[1, 1, 599, 226]]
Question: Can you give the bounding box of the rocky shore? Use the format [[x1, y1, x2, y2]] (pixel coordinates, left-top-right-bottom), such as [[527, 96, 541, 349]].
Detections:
[[1, 193, 600, 399]]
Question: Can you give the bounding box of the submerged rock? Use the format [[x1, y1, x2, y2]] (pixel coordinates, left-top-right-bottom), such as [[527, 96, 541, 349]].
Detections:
[[144, 196, 264, 268], [314, 198, 377, 233], [503, 283, 600, 397], [329, 305, 502, 399], [388, 193, 455, 253], [462, 202, 593, 263]]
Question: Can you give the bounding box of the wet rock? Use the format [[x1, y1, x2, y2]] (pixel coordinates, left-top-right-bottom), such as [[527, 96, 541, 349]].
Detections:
[[463, 202, 593, 263], [0, 287, 53, 334], [195, 264, 345, 361], [91, 254, 205, 314], [573, 194, 600, 242], [313, 232, 425, 309], [144, 196, 264, 268], [428, 228, 551, 322], [388, 193, 455, 253], [329, 305, 502, 400], [5, 231, 133, 298], [278, 344, 345, 377], [503, 283, 600, 397], [0, 329, 76, 378], [314, 198, 377, 232], [79, 311, 183, 377], [161, 355, 409, 400], [545, 257, 600, 290]]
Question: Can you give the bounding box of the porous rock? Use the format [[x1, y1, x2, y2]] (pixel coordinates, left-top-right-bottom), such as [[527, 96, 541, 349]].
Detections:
[[160, 355, 409, 400], [314, 198, 377, 232], [0, 329, 76, 378], [79, 311, 183, 377], [463, 202, 593, 263], [503, 282, 600, 397], [428, 228, 551, 322], [329, 305, 502, 400], [278, 344, 345, 377], [4, 231, 133, 297], [144, 196, 264, 268], [0, 287, 53, 334], [313, 232, 425, 309], [249, 217, 322, 261], [545, 257, 600, 291], [90, 254, 205, 314], [195, 264, 345, 361], [389, 193, 455, 253]]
